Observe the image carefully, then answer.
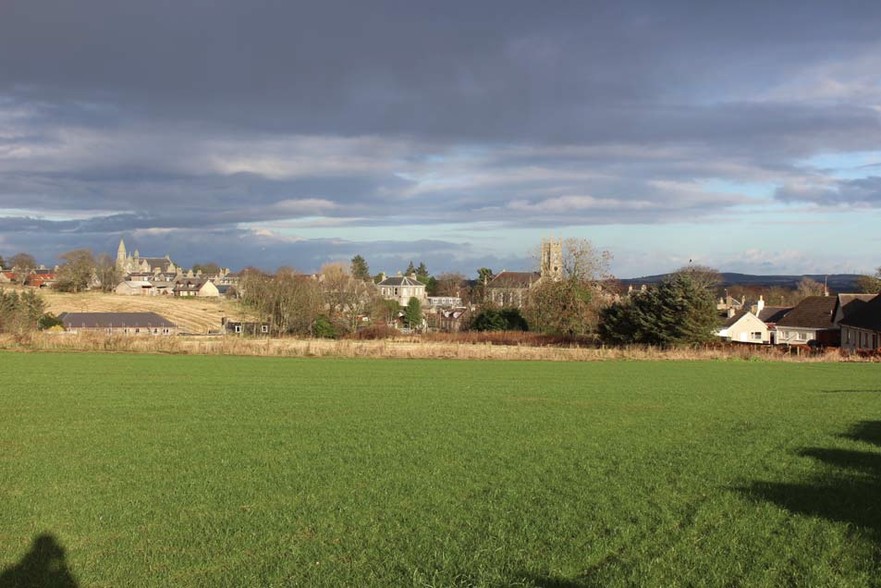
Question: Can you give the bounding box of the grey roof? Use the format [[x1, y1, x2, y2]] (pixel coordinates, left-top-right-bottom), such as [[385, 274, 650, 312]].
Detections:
[[775, 296, 837, 329], [58, 312, 176, 328], [138, 256, 175, 272], [487, 271, 540, 289], [839, 294, 881, 332], [378, 275, 424, 287]]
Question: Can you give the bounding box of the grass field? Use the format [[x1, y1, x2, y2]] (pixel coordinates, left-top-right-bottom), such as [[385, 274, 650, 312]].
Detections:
[[1, 354, 879, 587]]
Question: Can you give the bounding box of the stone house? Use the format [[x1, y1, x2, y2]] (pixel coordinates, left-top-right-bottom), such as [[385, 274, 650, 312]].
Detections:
[[173, 278, 220, 297], [377, 273, 427, 307], [115, 280, 158, 296]]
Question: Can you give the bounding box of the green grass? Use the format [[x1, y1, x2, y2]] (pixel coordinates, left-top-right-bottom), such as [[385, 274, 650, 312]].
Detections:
[[1, 353, 880, 587]]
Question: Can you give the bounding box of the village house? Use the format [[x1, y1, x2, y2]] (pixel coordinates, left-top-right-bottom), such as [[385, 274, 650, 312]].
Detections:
[[775, 296, 839, 346], [115, 280, 158, 296], [377, 273, 427, 306], [427, 307, 470, 332], [426, 295, 463, 308], [717, 297, 793, 344], [58, 312, 177, 335], [717, 310, 771, 344], [832, 293, 877, 324], [27, 268, 56, 288], [173, 278, 220, 297], [221, 317, 271, 336], [839, 294, 881, 352]]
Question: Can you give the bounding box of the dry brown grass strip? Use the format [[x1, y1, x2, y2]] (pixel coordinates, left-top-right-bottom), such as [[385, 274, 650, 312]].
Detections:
[[0, 332, 874, 362]]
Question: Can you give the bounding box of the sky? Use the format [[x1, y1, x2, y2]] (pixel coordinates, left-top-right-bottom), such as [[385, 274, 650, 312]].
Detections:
[[1, 0, 880, 278]]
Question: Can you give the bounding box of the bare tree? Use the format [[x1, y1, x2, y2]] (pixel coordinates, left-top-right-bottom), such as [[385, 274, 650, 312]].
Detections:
[[560, 237, 614, 282], [434, 272, 466, 298], [674, 264, 722, 295], [55, 249, 96, 293], [240, 267, 324, 336], [796, 277, 826, 299], [856, 267, 881, 293], [9, 252, 37, 285], [524, 238, 614, 337], [94, 253, 121, 292], [320, 262, 379, 332]]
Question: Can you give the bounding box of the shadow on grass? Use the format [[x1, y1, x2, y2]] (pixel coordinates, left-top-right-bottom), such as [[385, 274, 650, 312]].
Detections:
[[0, 533, 78, 588], [741, 420, 881, 543], [841, 420, 881, 448], [514, 421, 881, 588], [508, 573, 587, 587]]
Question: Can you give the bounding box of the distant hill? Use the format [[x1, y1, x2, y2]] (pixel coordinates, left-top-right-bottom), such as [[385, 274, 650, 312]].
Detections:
[[620, 273, 864, 292]]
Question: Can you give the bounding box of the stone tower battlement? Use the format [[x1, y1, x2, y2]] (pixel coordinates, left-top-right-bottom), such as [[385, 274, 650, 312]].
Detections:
[[540, 238, 563, 281]]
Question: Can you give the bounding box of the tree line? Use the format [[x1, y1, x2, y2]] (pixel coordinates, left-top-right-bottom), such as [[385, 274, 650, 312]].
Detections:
[[0, 290, 61, 338]]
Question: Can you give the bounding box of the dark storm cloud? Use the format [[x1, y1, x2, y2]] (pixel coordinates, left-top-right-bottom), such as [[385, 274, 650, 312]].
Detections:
[[3, 0, 879, 141]]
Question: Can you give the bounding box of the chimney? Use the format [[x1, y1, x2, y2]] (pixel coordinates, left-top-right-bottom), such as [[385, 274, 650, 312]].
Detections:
[[727, 307, 736, 318], [756, 295, 764, 313]]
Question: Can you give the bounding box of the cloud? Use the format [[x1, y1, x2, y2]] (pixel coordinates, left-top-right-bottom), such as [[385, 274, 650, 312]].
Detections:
[[1, 1, 881, 273], [776, 177, 881, 206]]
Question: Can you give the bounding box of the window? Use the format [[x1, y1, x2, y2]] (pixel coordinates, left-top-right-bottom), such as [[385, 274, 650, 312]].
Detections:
[[235, 325, 242, 333], [751, 332, 762, 341], [261, 325, 269, 333]]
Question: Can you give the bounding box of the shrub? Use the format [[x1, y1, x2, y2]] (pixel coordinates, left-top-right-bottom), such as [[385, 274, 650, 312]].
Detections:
[[312, 315, 338, 339]]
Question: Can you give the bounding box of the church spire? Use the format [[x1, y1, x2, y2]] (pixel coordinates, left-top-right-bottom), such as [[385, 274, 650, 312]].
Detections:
[[116, 238, 127, 272]]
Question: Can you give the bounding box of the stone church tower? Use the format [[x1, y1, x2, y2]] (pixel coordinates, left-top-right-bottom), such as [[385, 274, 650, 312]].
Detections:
[[540, 238, 563, 281]]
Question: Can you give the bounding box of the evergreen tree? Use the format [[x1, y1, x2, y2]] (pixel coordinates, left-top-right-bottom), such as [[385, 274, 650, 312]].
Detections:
[[470, 308, 528, 331], [350, 255, 371, 280], [404, 297, 422, 330], [599, 271, 718, 346]]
